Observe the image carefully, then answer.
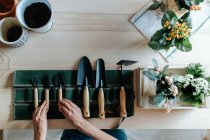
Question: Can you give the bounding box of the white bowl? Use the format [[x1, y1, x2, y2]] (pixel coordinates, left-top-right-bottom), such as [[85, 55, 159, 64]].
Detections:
[[16, 0, 53, 33]]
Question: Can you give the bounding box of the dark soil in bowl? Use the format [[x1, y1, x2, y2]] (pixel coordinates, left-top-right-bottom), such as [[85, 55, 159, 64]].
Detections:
[[7, 25, 22, 42], [24, 2, 51, 28]]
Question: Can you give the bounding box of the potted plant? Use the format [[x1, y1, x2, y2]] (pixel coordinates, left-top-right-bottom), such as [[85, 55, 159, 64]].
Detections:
[[175, 0, 204, 11], [0, 0, 18, 19], [149, 0, 204, 11], [148, 10, 192, 52], [175, 63, 210, 107], [143, 59, 178, 111]]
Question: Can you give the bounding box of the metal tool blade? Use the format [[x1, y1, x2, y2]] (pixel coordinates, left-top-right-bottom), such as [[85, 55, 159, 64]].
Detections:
[[117, 60, 138, 66], [53, 75, 59, 87], [43, 75, 50, 89], [96, 58, 106, 88], [117, 60, 137, 86], [30, 77, 38, 88], [77, 56, 94, 86], [58, 73, 65, 88]]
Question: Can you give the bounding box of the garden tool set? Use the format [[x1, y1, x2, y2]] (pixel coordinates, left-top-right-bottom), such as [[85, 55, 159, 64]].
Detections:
[[14, 56, 136, 120]]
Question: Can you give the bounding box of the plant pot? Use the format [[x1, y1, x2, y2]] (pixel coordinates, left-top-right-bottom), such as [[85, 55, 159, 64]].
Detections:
[[16, 0, 53, 33], [167, 0, 187, 17], [0, 0, 18, 19], [0, 17, 29, 48]]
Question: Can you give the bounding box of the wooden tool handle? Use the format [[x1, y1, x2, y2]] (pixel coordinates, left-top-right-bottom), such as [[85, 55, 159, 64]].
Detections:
[[58, 88, 62, 101], [98, 88, 105, 119], [34, 88, 38, 109], [83, 86, 90, 117], [45, 89, 49, 104], [120, 86, 127, 117]]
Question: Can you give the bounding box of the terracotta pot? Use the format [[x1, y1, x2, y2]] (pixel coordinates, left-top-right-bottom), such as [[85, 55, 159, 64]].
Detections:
[[0, 0, 18, 19]]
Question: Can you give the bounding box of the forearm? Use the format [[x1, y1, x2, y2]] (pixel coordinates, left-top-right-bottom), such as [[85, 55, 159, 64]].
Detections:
[[34, 131, 46, 140], [78, 120, 116, 140]]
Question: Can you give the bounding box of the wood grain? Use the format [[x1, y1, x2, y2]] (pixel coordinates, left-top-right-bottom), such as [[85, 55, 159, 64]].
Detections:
[[0, 0, 210, 129]]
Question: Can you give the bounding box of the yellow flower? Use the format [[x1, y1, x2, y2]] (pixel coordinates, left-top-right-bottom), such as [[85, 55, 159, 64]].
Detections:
[[176, 35, 180, 39], [165, 20, 191, 40], [164, 21, 170, 28], [190, 5, 201, 11]]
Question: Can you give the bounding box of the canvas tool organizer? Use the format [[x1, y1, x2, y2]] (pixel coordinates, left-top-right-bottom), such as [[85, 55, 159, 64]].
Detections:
[[13, 70, 135, 120]]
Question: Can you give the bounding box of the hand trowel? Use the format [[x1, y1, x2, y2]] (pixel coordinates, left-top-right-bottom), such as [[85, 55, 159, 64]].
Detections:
[[96, 59, 107, 119], [77, 56, 94, 118]]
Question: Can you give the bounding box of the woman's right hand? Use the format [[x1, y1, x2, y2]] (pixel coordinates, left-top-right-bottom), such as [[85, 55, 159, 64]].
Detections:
[[58, 99, 85, 129], [59, 99, 116, 140]]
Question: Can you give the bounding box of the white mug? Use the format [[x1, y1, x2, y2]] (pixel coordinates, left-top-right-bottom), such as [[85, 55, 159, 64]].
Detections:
[[0, 17, 29, 48], [16, 0, 53, 33]]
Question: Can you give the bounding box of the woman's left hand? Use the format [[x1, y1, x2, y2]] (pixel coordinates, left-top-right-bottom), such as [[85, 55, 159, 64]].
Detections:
[[33, 101, 48, 140]]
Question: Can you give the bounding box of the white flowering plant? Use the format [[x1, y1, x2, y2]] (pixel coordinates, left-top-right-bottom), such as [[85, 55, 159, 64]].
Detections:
[[175, 63, 210, 106], [143, 59, 178, 108]]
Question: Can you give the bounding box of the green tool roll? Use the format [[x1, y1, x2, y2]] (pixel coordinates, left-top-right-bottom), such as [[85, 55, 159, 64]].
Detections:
[[13, 70, 135, 120]]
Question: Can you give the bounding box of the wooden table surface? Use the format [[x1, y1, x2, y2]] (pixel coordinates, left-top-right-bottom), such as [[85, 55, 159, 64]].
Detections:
[[0, 0, 210, 129]]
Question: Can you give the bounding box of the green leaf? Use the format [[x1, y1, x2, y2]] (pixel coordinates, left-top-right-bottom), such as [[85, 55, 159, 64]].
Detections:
[[175, 0, 204, 10], [149, 29, 165, 50], [175, 37, 192, 52], [148, 2, 162, 10], [175, 0, 189, 10], [152, 94, 166, 107], [180, 12, 192, 28], [149, 29, 173, 51], [186, 63, 206, 78], [149, 40, 162, 50], [205, 77, 210, 82], [195, 0, 204, 4], [161, 10, 178, 27], [180, 93, 194, 103], [143, 70, 158, 81], [150, 29, 165, 41], [162, 65, 169, 73], [152, 58, 159, 67], [192, 102, 201, 107], [184, 0, 194, 7]]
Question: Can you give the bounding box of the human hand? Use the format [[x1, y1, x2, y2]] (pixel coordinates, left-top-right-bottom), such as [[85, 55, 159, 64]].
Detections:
[[33, 101, 48, 140], [58, 99, 85, 129], [59, 99, 116, 140]]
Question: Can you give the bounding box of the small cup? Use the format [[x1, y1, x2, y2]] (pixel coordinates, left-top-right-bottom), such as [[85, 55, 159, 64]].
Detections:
[[0, 0, 18, 19], [16, 0, 53, 33], [0, 17, 29, 48]]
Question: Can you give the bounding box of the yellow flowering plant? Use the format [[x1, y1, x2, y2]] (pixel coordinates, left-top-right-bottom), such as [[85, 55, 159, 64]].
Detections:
[[175, 0, 204, 11], [149, 10, 192, 52]]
